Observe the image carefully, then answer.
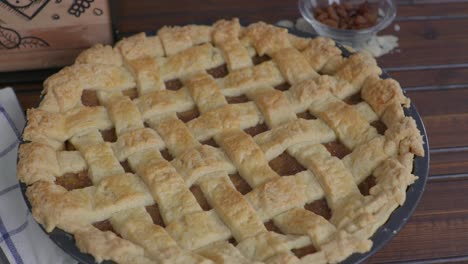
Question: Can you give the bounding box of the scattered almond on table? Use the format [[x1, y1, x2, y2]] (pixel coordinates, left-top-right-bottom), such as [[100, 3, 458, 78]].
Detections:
[[314, 1, 378, 30]]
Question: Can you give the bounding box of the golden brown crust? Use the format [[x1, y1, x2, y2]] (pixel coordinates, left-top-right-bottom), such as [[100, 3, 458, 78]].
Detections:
[[213, 18, 242, 45], [236, 231, 310, 261], [18, 19, 425, 264], [23, 108, 67, 149], [128, 148, 204, 224], [187, 103, 263, 141], [243, 22, 292, 56], [215, 129, 279, 188], [161, 43, 224, 80], [385, 117, 425, 156], [74, 225, 155, 264], [314, 99, 378, 149], [151, 116, 201, 157], [246, 176, 307, 221], [17, 142, 60, 184], [40, 81, 84, 113], [106, 95, 145, 135], [362, 76, 410, 117], [198, 241, 260, 264], [249, 88, 297, 127], [44, 63, 135, 92], [115, 33, 165, 60], [287, 35, 311, 51], [166, 210, 231, 251], [274, 208, 336, 247], [219, 60, 285, 96], [171, 145, 235, 187], [184, 73, 228, 113], [26, 173, 153, 233], [158, 25, 212, 56], [135, 88, 195, 120], [76, 44, 123, 66], [272, 47, 319, 85], [125, 56, 165, 94], [199, 175, 267, 241], [254, 119, 335, 161], [112, 128, 165, 161], [302, 37, 342, 71], [334, 53, 382, 91]]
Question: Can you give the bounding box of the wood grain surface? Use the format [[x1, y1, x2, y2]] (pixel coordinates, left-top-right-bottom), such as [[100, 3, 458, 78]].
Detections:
[[2, 1, 468, 263]]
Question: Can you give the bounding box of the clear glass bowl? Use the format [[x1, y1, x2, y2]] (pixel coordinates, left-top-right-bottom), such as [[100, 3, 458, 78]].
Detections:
[[298, 0, 396, 46]]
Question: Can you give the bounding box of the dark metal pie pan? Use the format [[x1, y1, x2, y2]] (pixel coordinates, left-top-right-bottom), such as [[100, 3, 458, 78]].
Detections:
[[18, 28, 429, 264]]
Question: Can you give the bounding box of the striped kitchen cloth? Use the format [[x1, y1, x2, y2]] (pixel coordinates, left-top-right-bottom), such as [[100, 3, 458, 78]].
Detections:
[[0, 87, 75, 264]]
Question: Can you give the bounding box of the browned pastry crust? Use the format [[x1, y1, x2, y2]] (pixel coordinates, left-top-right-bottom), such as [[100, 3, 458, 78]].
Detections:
[[18, 18, 424, 264]]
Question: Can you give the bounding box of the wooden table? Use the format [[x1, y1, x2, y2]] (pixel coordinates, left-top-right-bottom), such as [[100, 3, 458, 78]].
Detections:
[[2, 1, 468, 263]]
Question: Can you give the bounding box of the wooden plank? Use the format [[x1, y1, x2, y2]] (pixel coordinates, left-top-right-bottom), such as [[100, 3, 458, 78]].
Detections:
[[113, 0, 468, 34], [430, 150, 468, 176], [379, 18, 468, 68], [413, 0, 468, 5], [406, 89, 468, 117], [369, 213, 468, 263], [114, 0, 299, 33], [368, 180, 468, 263], [0, 48, 83, 72], [14, 90, 41, 111], [423, 114, 468, 149], [413, 180, 468, 217], [0, 68, 59, 84], [391, 68, 468, 89], [6, 83, 42, 93], [398, 2, 468, 17]]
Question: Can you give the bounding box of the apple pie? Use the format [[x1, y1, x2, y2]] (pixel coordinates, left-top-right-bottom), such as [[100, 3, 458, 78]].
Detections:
[[17, 18, 425, 264]]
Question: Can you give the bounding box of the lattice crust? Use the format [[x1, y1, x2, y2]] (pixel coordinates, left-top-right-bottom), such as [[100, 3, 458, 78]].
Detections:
[[18, 18, 425, 264]]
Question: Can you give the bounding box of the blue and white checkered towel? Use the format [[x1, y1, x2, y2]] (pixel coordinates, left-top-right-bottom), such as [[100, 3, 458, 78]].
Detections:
[[0, 88, 76, 264]]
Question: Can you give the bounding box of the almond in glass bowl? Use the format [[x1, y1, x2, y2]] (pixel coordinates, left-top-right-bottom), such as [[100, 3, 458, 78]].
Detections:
[[299, 0, 396, 46]]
